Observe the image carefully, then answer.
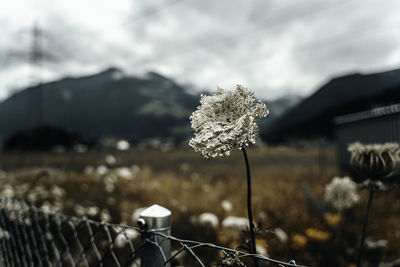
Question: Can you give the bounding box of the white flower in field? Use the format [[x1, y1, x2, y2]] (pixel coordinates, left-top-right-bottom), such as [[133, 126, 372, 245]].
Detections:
[[50, 185, 65, 198], [116, 140, 130, 151], [198, 212, 219, 228], [96, 165, 108, 176], [74, 204, 86, 216], [115, 167, 133, 180], [274, 228, 288, 243], [324, 176, 359, 211], [0, 228, 10, 240], [256, 244, 269, 257], [24, 218, 32, 226], [1, 185, 14, 198], [84, 165, 94, 175], [115, 228, 139, 248], [189, 85, 268, 158], [27, 192, 37, 202], [87, 206, 99, 217], [348, 142, 400, 180], [104, 183, 115, 193], [100, 209, 112, 222], [221, 216, 249, 230], [40, 201, 52, 212], [105, 155, 117, 166], [221, 200, 233, 212], [365, 238, 388, 249]]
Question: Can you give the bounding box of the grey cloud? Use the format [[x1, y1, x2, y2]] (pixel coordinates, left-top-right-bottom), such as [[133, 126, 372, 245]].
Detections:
[[1, 0, 399, 101]]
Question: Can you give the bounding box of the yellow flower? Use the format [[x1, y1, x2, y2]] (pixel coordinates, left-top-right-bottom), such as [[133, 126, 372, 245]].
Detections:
[[324, 213, 342, 227], [305, 228, 331, 242], [291, 233, 307, 249]]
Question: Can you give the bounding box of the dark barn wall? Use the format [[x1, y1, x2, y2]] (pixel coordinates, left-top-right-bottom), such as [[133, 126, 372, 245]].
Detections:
[[335, 108, 400, 169]]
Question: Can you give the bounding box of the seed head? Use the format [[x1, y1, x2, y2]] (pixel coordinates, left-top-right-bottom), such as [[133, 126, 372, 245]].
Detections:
[[189, 85, 268, 158], [348, 142, 400, 180], [324, 176, 359, 211]]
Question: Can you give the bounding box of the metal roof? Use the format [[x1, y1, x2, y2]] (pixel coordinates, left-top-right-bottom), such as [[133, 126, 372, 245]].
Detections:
[[334, 103, 400, 125]]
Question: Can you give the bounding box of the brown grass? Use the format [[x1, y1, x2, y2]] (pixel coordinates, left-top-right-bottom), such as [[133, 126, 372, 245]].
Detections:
[[1, 145, 399, 266]]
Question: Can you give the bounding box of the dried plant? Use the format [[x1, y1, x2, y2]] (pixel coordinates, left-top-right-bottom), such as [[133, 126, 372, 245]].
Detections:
[[189, 85, 268, 158], [217, 251, 246, 267], [324, 176, 359, 212], [348, 142, 400, 267], [348, 142, 400, 181], [190, 85, 268, 264]]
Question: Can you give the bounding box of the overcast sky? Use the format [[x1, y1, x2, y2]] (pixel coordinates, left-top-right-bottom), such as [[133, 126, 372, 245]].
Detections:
[[0, 0, 399, 101]]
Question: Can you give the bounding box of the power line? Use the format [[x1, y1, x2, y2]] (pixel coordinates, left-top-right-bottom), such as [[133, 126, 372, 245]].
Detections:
[[3, 23, 59, 127]]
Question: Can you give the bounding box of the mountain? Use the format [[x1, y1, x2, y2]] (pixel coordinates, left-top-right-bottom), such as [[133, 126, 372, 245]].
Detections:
[[262, 68, 400, 142], [260, 95, 303, 132], [0, 68, 199, 143], [0, 68, 302, 147]]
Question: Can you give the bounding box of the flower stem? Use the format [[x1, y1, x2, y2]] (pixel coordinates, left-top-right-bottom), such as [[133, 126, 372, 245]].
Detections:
[[357, 189, 374, 267], [241, 148, 257, 266]]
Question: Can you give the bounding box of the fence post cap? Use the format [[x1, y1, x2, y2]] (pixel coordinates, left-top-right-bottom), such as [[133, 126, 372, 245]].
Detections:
[[139, 204, 171, 230]]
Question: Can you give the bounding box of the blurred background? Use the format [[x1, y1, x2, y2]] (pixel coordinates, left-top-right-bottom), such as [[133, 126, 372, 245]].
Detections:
[[0, 0, 399, 266]]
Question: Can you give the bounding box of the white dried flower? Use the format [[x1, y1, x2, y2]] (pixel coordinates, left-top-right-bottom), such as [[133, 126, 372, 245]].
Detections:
[[189, 85, 268, 158], [100, 209, 112, 222], [87, 206, 100, 217], [115, 167, 133, 180], [105, 155, 117, 166], [198, 212, 219, 228], [50, 185, 65, 198], [324, 176, 359, 211], [0, 228, 10, 240], [274, 228, 288, 243], [115, 228, 139, 248], [221, 200, 233, 212], [348, 142, 400, 180], [96, 165, 108, 176], [221, 216, 250, 230]]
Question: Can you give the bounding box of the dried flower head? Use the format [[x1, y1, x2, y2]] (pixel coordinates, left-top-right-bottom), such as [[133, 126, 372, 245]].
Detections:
[[324, 176, 359, 211], [217, 251, 245, 267], [189, 85, 269, 158], [348, 142, 400, 180]]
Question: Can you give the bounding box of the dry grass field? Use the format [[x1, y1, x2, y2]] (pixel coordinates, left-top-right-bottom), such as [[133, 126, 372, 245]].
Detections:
[[0, 144, 399, 266]]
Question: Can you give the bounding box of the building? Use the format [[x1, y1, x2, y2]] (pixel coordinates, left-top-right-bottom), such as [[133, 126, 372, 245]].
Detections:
[[334, 103, 400, 169], [262, 68, 400, 142]]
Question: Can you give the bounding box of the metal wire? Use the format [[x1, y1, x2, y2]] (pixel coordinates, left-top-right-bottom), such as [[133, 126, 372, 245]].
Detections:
[[0, 196, 302, 267]]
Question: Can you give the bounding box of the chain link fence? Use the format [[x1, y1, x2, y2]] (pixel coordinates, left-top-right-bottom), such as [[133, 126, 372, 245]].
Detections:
[[0, 196, 302, 267]]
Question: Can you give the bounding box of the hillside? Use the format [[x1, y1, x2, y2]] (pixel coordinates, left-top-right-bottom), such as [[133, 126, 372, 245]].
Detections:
[[0, 68, 300, 146], [263, 68, 400, 142], [0, 68, 199, 142]]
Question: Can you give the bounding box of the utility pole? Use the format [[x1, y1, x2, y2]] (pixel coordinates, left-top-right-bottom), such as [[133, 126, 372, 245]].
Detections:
[[27, 22, 44, 128], [4, 22, 57, 128]]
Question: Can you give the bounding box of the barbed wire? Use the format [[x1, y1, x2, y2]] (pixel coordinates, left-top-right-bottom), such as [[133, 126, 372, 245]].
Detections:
[[0, 196, 303, 267]]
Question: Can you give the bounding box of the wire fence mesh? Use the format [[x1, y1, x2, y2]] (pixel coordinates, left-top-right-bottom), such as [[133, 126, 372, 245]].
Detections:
[[0, 196, 302, 267]]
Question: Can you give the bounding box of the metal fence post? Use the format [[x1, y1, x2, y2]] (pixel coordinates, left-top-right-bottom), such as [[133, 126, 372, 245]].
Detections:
[[138, 204, 171, 267]]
